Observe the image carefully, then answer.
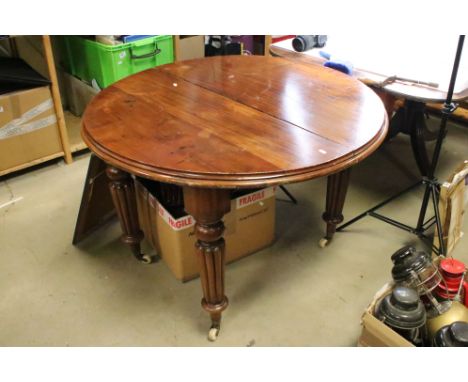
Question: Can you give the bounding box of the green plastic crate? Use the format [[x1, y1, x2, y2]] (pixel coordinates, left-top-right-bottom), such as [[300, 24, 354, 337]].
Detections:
[[61, 35, 174, 88]]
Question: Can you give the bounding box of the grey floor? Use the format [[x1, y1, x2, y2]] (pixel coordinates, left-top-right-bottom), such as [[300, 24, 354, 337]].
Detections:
[[1, 117, 467, 346]]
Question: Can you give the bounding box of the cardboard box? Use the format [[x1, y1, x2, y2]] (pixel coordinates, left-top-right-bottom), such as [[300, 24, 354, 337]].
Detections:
[[358, 282, 414, 347], [177, 36, 205, 61], [135, 179, 276, 281], [0, 86, 62, 173], [62, 73, 99, 117]]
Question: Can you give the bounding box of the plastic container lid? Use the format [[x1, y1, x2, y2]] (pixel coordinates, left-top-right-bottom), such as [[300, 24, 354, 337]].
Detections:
[[440, 258, 466, 276]]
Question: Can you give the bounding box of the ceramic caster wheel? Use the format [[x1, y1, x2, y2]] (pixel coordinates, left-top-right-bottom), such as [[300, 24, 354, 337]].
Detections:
[[318, 238, 329, 248], [139, 254, 154, 264], [208, 326, 220, 342]]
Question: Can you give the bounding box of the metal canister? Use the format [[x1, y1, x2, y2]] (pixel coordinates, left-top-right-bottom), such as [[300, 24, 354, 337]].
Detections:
[[426, 301, 468, 340], [374, 286, 426, 345], [435, 258, 467, 301], [391, 246, 442, 297], [433, 321, 468, 346]]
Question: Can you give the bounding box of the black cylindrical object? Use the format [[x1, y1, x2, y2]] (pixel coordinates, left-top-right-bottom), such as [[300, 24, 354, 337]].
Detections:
[[375, 286, 426, 344], [390, 246, 441, 297], [391, 246, 428, 282], [292, 35, 327, 52], [433, 321, 468, 346]]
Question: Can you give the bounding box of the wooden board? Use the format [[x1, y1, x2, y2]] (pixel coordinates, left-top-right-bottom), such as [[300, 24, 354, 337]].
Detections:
[[358, 282, 414, 347], [434, 160, 468, 256], [427, 102, 468, 122], [72, 154, 115, 244]]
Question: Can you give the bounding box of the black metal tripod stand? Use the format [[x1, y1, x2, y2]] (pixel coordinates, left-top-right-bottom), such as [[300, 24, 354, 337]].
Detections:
[[337, 35, 465, 257]]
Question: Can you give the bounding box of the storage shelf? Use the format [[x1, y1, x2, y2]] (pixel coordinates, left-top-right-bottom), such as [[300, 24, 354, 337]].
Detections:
[[0, 35, 73, 178], [0, 152, 65, 177]]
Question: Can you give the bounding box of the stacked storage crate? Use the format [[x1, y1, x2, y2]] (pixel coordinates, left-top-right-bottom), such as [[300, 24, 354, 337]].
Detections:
[[60, 35, 174, 89]]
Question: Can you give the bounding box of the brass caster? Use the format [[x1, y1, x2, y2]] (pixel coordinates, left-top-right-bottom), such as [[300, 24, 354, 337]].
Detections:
[[208, 326, 220, 342], [318, 237, 329, 248], [138, 253, 155, 264]]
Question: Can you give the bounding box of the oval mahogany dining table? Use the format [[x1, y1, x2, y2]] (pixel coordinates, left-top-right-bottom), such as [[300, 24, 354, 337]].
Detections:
[[82, 55, 388, 341]]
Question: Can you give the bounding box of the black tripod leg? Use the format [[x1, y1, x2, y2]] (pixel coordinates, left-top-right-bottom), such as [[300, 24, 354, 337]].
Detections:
[[416, 36, 465, 250], [415, 182, 432, 233], [337, 180, 422, 231], [431, 184, 446, 256], [279, 185, 298, 204]]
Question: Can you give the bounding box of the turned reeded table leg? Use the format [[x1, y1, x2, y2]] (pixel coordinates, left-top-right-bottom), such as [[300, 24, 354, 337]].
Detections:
[[319, 168, 351, 247], [183, 187, 231, 341], [106, 165, 150, 263]]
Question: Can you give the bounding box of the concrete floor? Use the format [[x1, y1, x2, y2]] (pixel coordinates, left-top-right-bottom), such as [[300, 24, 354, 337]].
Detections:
[[1, 117, 467, 346]]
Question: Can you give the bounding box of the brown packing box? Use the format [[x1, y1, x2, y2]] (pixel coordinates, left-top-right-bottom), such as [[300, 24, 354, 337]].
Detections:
[[135, 179, 276, 281], [62, 73, 99, 117], [0, 86, 62, 173], [177, 36, 205, 61], [358, 282, 414, 347]]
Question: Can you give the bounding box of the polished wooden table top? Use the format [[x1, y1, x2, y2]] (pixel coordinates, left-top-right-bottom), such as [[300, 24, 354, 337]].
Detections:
[[82, 55, 388, 188]]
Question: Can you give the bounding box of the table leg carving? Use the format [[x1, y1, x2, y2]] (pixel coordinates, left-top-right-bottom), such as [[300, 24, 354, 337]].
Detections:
[[106, 166, 150, 263], [183, 187, 231, 341], [320, 168, 351, 247]]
